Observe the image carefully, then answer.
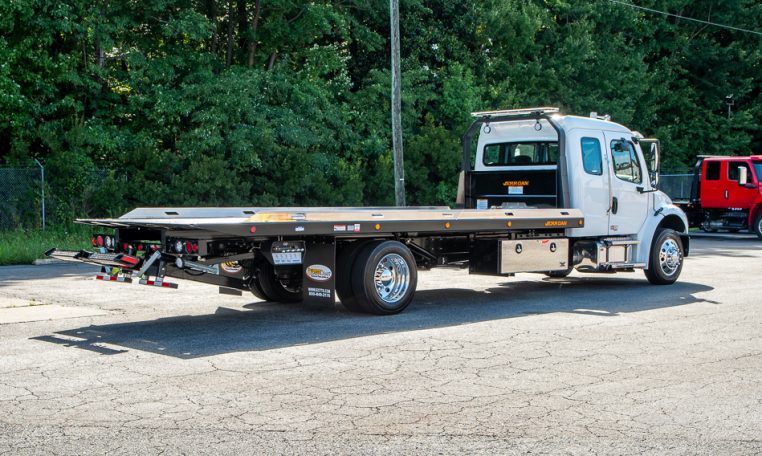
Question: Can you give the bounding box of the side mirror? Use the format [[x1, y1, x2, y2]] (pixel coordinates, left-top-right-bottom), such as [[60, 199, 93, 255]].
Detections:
[[649, 142, 660, 188], [739, 166, 748, 185]]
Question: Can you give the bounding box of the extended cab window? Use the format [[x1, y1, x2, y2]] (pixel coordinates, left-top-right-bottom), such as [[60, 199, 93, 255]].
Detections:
[[581, 137, 602, 175], [483, 142, 558, 166], [728, 161, 751, 181], [705, 161, 720, 180], [610, 140, 641, 183]]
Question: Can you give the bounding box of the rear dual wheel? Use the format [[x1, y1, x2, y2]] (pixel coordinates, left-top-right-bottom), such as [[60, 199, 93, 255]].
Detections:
[[339, 240, 418, 315], [335, 241, 369, 312], [249, 261, 302, 303]]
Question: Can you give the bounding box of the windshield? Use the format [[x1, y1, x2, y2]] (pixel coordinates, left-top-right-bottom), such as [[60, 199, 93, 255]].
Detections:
[[753, 161, 762, 183]]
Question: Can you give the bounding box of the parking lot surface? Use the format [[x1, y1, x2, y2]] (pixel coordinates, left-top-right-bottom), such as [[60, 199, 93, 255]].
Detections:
[[0, 236, 760, 455]]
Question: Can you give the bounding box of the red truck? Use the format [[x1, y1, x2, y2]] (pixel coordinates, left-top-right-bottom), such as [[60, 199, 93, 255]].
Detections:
[[676, 156, 762, 237]]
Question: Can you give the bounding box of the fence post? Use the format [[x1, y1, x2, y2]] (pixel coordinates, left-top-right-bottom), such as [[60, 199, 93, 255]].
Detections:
[[33, 159, 45, 231]]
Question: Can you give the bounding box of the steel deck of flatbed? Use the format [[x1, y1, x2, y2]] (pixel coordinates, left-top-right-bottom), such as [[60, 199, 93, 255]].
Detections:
[[77, 206, 584, 238]]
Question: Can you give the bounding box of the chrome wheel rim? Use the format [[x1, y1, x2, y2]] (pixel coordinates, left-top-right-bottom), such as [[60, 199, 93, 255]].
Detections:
[[659, 238, 681, 276], [373, 253, 410, 304], [757, 218, 762, 235]]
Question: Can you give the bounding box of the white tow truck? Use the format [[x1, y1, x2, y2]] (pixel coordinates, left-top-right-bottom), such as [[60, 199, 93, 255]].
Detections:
[[48, 108, 689, 315]]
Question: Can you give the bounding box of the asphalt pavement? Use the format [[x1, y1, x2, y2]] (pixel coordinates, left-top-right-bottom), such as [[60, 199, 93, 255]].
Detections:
[[0, 236, 760, 455]]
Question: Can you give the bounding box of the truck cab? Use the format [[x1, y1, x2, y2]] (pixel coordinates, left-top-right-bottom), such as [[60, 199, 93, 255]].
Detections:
[[458, 107, 689, 272], [690, 155, 762, 236]]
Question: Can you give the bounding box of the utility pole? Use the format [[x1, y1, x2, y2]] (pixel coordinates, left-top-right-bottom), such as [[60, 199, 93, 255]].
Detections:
[[390, 0, 406, 206], [33, 159, 45, 231], [725, 94, 734, 119]]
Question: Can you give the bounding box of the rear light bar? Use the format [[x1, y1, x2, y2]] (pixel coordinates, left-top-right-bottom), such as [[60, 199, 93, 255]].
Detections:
[[90, 234, 161, 254], [169, 239, 199, 254], [92, 234, 115, 250]]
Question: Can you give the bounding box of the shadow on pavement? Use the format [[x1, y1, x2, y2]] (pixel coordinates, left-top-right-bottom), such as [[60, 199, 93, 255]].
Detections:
[[32, 277, 713, 359], [0, 263, 98, 288]]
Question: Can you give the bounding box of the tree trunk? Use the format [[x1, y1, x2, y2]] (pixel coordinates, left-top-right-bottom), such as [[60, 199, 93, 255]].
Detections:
[[237, 0, 247, 59], [225, 0, 234, 67], [96, 0, 108, 68], [267, 50, 278, 71], [207, 0, 219, 55], [247, 0, 261, 67]]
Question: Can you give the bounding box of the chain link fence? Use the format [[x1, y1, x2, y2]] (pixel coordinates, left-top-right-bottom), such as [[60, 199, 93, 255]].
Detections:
[[0, 167, 45, 231]]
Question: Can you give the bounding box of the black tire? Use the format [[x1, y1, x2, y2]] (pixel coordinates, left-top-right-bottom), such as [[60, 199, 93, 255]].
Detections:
[[335, 241, 369, 312], [753, 214, 762, 239], [544, 268, 572, 278], [644, 228, 684, 285], [351, 240, 417, 315], [248, 275, 270, 301], [257, 261, 302, 303]]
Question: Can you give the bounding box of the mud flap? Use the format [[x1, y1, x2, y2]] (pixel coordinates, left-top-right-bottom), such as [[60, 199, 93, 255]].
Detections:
[[301, 239, 336, 308]]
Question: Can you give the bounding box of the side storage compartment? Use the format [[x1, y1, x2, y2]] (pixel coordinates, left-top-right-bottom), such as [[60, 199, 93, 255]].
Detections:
[[469, 238, 570, 275], [499, 239, 569, 274]]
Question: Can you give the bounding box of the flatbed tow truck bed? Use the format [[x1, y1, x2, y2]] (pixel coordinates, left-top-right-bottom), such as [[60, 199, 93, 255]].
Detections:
[[47, 205, 584, 314], [73, 206, 584, 237]]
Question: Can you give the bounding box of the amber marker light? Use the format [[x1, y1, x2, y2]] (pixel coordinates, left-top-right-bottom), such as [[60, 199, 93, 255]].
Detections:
[[506, 221, 513, 227], [375, 223, 381, 230], [578, 219, 583, 226], [444, 222, 451, 229]]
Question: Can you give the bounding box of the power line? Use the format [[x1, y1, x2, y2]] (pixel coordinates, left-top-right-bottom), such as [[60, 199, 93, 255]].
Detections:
[[607, 0, 762, 37]]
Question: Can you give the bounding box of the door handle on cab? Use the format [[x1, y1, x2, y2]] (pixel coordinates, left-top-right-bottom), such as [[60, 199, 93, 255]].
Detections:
[[612, 197, 618, 214], [724, 190, 729, 199]]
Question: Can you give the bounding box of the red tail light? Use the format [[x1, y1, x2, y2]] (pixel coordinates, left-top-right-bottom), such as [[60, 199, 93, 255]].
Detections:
[[91, 237, 97, 247], [96, 235, 104, 247], [137, 244, 144, 251]]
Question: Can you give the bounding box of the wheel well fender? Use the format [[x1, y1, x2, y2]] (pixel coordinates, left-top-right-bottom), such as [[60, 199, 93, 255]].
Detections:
[[750, 204, 762, 226], [658, 214, 689, 257], [636, 208, 689, 266]]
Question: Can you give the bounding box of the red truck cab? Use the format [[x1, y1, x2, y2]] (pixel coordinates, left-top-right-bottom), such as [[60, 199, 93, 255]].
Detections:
[[690, 156, 762, 237]]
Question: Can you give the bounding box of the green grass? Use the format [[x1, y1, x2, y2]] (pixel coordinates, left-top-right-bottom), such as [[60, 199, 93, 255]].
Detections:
[[0, 225, 99, 266]]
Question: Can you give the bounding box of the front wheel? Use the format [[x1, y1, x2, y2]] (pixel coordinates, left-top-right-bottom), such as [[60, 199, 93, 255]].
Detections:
[[753, 214, 762, 239], [644, 229, 684, 285], [351, 241, 417, 315]]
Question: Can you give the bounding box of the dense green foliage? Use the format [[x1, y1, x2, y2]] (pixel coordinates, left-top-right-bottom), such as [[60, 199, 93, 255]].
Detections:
[[0, 224, 95, 265], [1, 0, 761, 224]]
